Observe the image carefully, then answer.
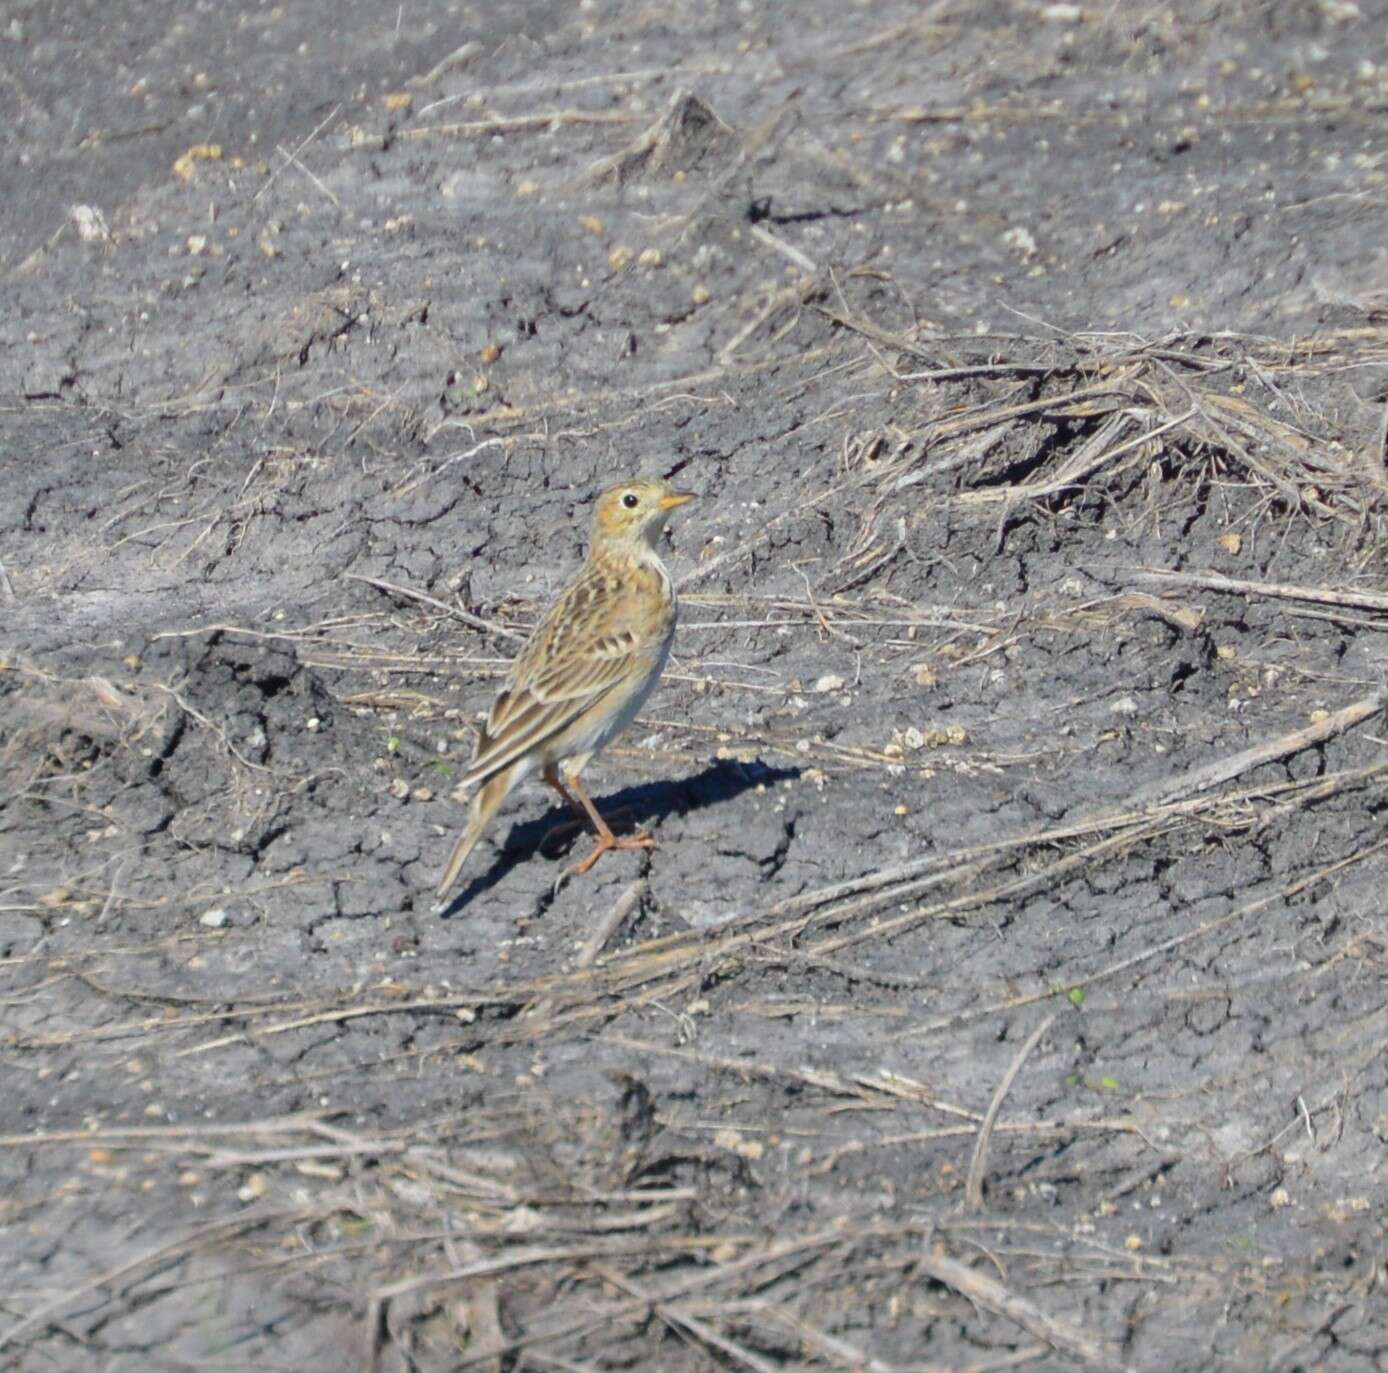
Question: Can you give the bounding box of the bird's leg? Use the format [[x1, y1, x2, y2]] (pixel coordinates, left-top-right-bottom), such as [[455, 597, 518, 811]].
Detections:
[[562, 770, 655, 876], [538, 764, 592, 855], [542, 765, 587, 821]]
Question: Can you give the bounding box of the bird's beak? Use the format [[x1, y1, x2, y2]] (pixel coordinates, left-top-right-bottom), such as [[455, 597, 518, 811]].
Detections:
[[658, 492, 696, 510]]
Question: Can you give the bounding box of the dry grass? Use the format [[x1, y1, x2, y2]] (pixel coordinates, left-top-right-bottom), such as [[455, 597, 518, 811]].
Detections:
[[7, 309, 1388, 1369]]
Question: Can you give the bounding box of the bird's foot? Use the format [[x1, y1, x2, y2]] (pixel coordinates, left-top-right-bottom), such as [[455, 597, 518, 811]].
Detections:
[[565, 827, 657, 878], [543, 805, 644, 859]]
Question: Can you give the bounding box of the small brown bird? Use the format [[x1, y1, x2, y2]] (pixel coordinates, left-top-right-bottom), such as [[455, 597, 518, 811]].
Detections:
[[433, 478, 695, 911]]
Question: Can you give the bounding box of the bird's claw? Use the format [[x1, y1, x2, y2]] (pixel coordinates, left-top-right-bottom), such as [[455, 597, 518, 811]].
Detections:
[[563, 827, 657, 879]]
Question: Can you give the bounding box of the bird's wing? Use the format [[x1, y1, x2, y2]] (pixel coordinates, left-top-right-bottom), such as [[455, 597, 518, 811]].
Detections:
[[461, 567, 660, 786]]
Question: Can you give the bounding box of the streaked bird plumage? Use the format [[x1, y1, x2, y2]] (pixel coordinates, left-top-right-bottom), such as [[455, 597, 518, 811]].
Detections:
[[433, 478, 694, 911]]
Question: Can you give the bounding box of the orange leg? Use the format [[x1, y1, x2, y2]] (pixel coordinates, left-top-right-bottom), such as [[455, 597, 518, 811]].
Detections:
[[561, 770, 656, 876], [542, 765, 586, 820], [538, 765, 591, 856]]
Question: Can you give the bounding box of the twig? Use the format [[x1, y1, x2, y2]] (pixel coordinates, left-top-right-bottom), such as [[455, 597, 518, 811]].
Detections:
[[602, 1035, 886, 1105], [676, 476, 861, 590], [0, 1112, 328, 1150], [96, 857, 128, 924], [1183, 390, 1306, 509], [203, 1139, 407, 1168], [371, 1242, 648, 1306], [897, 363, 1059, 382], [340, 380, 410, 450], [1133, 566, 1388, 614], [807, 821, 1168, 958], [718, 280, 818, 365], [367, 1231, 840, 1373], [394, 436, 510, 497], [592, 1264, 781, 1373], [432, 1229, 845, 1373], [273, 141, 340, 206], [1122, 687, 1388, 811], [526, 881, 647, 1025], [1086, 591, 1203, 634], [917, 1244, 1130, 1373], [753, 1301, 902, 1372], [415, 63, 726, 106], [252, 104, 341, 204], [401, 110, 637, 140], [816, 303, 962, 362], [0, 555, 15, 602], [795, 564, 858, 644], [959, 1345, 1052, 1372], [968, 407, 1195, 508], [900, 835, 1388, 1037], [344, 571, 525, 641], [810, 1116, 1143, 1174], [966, 1013, 1057, 1210], [919, 374, 1140, 451], [777, 757, 1379, 937], [579, 880, 645, 968], [0, 1206, 313, 1353], [747, 223, 818, 276], [148, 683, 271, 773], [177, 993, 482, 1053]]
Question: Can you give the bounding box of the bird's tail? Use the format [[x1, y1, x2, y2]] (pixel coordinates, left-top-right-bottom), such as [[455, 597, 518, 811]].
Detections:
[[432, 771, 513, 913]]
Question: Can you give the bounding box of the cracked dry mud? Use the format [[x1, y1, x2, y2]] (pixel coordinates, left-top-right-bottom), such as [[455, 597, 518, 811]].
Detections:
[[4, 2, 1388, 1370]]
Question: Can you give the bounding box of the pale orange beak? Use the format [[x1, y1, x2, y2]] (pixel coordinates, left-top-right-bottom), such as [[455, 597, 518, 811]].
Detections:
[[658, 492, 696, 510]]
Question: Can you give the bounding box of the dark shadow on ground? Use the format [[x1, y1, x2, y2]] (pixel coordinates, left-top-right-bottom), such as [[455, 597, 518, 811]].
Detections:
[[437, 756, 800, 915]]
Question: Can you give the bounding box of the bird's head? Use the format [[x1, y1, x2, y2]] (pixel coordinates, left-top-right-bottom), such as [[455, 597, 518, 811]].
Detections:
[[592, 478, 695, 551]]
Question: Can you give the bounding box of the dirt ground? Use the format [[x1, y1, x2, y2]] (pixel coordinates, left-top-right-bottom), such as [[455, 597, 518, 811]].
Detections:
[[4, 1, 1388, 1369]]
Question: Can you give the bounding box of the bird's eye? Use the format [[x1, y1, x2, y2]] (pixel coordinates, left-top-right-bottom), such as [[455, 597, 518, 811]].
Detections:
[[622, 492, 639, 509]]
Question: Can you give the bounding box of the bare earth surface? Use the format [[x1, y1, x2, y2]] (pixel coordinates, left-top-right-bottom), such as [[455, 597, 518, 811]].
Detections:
[[4, 2, 1388, 1369]]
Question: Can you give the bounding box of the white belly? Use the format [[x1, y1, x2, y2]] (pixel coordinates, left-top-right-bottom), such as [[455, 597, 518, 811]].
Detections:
[[563, 629, 673, 773]]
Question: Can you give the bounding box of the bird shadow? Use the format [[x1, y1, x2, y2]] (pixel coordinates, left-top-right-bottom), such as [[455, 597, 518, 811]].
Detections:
[[435, 755, 801, 916]]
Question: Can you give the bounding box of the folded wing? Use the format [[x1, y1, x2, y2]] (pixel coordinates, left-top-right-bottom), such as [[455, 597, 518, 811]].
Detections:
[[461, 589, 649, 789]]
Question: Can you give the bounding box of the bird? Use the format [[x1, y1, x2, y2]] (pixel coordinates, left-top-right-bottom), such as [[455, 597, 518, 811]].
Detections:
[[432, 477, 695, 912]]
